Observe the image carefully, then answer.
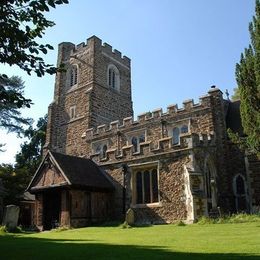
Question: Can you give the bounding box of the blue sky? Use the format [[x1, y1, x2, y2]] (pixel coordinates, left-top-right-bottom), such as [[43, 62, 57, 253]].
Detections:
[[0, 0, 255, 164]]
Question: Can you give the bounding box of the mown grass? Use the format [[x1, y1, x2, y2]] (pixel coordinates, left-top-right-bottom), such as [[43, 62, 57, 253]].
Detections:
[[0, 216, 260, 259]]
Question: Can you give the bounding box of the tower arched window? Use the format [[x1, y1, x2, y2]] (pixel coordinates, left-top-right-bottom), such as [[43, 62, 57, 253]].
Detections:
[[70, 65, 78, 87], [107, 64, 120, 91]]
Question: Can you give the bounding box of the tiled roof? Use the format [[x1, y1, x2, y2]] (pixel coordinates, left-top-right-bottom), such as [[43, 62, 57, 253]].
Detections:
[[28, 151, 114, 192], [51, 152, 114, 191]]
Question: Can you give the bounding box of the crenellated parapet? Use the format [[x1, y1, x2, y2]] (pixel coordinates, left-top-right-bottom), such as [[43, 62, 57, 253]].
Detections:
[[89, 132, 216, 163], [101, 41, 131, 67], [82, 90, 220, 140], [58, 35, 131, 67]]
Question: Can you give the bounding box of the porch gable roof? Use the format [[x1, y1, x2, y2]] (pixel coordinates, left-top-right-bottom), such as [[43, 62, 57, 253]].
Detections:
[[28, 151, 114, 192]]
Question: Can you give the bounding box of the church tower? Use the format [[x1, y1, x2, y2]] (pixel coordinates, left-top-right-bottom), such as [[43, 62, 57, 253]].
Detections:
[[44, 36, 133, 156]]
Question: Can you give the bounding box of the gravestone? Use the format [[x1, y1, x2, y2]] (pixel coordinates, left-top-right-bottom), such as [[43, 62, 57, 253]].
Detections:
[[125, 208, 135, 225], [2, 205, 20, 230]]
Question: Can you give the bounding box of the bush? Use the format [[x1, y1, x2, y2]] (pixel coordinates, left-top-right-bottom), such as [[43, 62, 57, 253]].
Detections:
[[176, 220, 186, 226], [227, 213, 260, 223], [197, 213, 260, 225], [197, 216, 215, 225]]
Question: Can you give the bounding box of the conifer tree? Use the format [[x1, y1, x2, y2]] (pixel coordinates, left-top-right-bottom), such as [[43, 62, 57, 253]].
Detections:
[[234, 0, 260, 156]]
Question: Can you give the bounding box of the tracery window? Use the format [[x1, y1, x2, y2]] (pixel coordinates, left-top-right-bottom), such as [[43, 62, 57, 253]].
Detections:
[[134, 168, 159, 205], [129, 132, 146, 153], [93, 141, 109, 159]]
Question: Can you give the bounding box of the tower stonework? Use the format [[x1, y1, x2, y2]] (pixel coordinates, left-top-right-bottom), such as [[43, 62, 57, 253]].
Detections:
[[44, 36, 133, 156]]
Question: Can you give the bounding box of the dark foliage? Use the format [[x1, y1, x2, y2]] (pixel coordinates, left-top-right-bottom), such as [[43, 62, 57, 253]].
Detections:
[[230, 0, 260, 156], [0, 75, 32, 139], [0, 115, 47, 205], [0, 0, 69, 109]]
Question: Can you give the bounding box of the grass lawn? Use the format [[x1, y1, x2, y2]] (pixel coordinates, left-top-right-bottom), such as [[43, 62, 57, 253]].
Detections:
[[0, 222, 260, 259]]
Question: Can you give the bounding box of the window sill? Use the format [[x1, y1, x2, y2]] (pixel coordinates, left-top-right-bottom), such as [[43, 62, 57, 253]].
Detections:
[[66, 84, 79, 93], [68, 116, 84, 124], [131, 202, 162, 209]]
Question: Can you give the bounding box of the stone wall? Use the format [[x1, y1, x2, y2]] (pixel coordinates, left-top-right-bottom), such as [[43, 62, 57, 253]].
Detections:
[[83, 90, 218, 163], [81, 89, 223, 223], [101, 153, 191, 224]]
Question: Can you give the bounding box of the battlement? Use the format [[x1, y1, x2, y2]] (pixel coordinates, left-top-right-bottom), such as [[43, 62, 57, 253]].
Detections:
[[61, 35, 130, 67], [89, 132, 216, 163], [101, 38, 131, 67], [82, 89, 222, 140]]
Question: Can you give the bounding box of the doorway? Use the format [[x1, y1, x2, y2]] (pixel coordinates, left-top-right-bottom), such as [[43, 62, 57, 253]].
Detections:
[[233, 174, 248, 212], [43, 190, 61, 230]]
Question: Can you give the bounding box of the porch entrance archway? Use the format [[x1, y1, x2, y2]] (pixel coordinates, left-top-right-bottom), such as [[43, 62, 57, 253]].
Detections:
[[43, 190, 61, 230]]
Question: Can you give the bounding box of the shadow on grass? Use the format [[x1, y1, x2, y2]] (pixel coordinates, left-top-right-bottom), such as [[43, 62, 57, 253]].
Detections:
[[0, 234, 258, 260]]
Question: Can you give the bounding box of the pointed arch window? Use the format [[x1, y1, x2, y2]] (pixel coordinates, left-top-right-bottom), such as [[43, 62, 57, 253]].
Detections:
[[233, 174, 248, 212], [129, 132, 146, 153], [92, 141, 109, 160], [107, 64, 120, 91]]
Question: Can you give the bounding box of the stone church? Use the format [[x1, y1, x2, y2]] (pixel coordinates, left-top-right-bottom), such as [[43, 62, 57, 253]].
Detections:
[[27, 36, 260, 230]]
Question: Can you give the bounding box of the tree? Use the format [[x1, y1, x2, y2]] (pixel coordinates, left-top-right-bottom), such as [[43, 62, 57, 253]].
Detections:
[[0, 76, 32, 150], [0, 0, 69, 108], [233, 0, 260, 156], [16, 115, 47, 174], [0, 164, 29, 205], [0, 0, 68, 76], [0, 115, 47, 205]]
